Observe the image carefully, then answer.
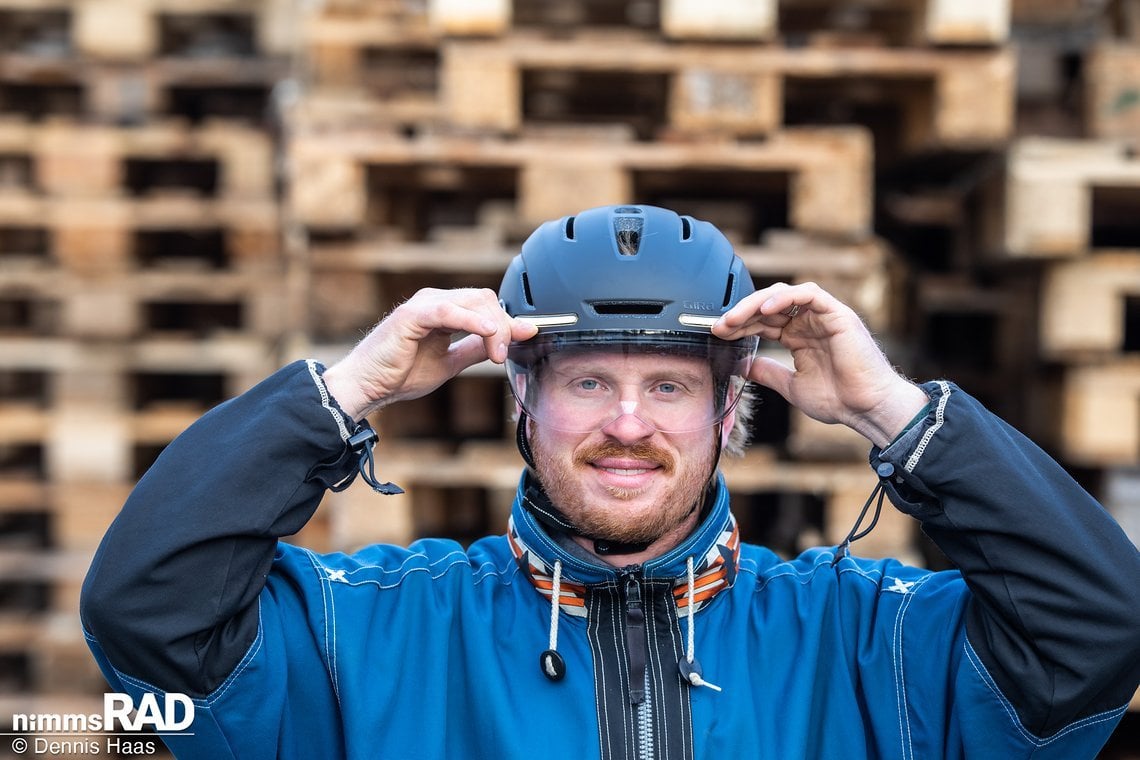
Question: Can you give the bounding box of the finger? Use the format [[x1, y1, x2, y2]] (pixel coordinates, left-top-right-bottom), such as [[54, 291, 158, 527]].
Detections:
[[715, 282, 808, 337], [714, 320, 785, 342], [484, 316, 540, 364], [760, 282, 843, 322], [395, 295, 495, 342], [510, 318, 540, 342], [716, 285, 788, 331], [451, 288, 522, 364]]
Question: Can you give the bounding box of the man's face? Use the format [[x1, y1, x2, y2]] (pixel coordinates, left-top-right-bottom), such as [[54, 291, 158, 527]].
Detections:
[[527, 350, 720, 547]]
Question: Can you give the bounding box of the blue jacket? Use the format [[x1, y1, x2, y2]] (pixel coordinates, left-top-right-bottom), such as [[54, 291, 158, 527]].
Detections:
[[81, 361, 1140, 758]]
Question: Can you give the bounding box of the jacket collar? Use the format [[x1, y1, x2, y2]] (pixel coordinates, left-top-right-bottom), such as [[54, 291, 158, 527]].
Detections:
[[508, 471, 740, 616]]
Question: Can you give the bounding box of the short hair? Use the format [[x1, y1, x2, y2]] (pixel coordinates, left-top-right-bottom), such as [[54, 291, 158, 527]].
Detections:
[[723, 383, 757, 457]]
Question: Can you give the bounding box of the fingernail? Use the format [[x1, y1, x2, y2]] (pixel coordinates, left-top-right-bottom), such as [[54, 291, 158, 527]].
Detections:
[[761, 298, 776, 311], [482, 319, 498, 334]]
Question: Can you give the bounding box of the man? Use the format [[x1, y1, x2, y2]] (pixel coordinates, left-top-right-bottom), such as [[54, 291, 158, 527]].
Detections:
[[82, 205, 1139, 759]]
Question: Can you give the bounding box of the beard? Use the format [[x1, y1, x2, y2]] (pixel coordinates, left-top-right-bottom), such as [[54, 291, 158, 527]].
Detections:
[[529, 426, 717, 546]]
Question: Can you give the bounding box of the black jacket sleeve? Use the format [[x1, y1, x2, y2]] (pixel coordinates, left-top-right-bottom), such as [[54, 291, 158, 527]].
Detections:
[[80, 360, 363, 698], [872, 380, 1140, 738]]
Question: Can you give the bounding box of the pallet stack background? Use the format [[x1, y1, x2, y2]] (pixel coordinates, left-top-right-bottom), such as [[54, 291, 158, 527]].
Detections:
[[0, 0, 1137, 755]]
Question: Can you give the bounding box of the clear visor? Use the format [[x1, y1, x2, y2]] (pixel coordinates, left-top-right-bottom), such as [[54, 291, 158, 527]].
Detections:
[[505, 331, 759, 434]]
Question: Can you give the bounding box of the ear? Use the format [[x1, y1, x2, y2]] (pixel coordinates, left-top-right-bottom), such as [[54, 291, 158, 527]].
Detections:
[[720, 407, 737, 450]]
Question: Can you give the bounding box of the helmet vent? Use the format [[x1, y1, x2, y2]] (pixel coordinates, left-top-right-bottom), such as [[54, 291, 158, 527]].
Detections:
[[564, 216, 576, 240], [613, 216, 643, 256], [593, 301, 664, 315], [722, 273, 735, 307], [681, 217, 692, 241], [521, 272, 535, 306]]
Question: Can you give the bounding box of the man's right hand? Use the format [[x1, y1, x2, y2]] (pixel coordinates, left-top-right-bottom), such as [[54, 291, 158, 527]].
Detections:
[[321, 288, 538, 421]]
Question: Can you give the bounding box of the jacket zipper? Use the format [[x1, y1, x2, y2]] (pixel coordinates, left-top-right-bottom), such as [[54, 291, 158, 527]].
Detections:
[[620, 566, 655, 760]]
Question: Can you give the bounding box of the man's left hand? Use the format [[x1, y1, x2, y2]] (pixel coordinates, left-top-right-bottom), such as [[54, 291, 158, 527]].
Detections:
[[712, 282, 929, 449]]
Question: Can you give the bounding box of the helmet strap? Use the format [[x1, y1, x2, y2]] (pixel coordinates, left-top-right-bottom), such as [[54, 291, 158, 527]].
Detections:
[[516, 408, 538, 470]]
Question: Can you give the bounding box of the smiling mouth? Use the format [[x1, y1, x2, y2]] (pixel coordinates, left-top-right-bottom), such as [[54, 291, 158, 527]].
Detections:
[[594, 464, 659, 476]]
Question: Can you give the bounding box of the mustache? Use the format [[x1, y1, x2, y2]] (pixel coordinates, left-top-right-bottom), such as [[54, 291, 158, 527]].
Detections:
[[574, 441, 676, 474]]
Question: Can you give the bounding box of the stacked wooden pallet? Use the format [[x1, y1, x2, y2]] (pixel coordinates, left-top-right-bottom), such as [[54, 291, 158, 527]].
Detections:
[[987, 2, 1140, 555], [287, 0, 1020, 568], [1, 0, 1136, 740], [0, 0, 292, 739]]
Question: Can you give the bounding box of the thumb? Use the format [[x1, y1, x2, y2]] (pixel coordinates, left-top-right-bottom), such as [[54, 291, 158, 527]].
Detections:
[[749, 355, 795, 402], [446, 332, 493, 373]]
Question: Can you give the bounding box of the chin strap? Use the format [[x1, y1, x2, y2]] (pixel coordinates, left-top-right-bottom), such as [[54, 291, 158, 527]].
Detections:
[[516, 409, 537, 470]]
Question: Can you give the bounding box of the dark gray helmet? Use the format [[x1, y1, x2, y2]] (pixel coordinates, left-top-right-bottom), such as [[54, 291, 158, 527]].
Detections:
[[499, 204, 755, 333]]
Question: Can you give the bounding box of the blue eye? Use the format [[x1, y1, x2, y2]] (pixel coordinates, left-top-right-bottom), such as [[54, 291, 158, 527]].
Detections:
[[578, 379, 600, 391], [657, 383, 677, 394]]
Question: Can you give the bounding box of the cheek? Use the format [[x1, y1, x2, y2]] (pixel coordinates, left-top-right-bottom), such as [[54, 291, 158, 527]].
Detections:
[[528, 421, 579, 464]]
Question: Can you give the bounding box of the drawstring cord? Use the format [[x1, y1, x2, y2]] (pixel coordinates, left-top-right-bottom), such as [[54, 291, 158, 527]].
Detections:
[[537, 557, 723, 693], [680, 556, 722, 692], [830, 462, 895, 567], [540, 560, 567, 681], [348, 427, 404, 495]]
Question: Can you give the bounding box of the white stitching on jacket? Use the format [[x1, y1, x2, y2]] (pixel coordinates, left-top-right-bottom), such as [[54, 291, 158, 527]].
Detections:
[[904, 380, 951, 473], [302, 549, 341, 703], [892, 575, 930, 760], [306, 359, 351, 442]]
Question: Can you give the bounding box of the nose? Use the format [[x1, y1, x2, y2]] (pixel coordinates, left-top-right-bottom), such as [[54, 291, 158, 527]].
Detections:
[[599, 402, 656, 443]]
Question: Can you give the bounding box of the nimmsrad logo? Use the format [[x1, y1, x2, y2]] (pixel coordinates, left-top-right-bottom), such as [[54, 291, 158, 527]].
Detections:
[[12, 692, 194, 733]]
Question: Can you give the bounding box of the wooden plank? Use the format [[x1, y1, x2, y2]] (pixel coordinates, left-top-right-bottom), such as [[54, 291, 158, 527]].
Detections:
[[309, 0, 1008, 44], [518, 157, 632, 227], [0, 53, 285, 124], [0, 119, 276, 199], [0, 337, 281, 482], [995, 137, 1140, 258], [429, 0, 511, 35], [429, 37, 1014, 146], [0, 191, 281, 272], [288, 127, 873, 236], [73, 0, 158, 60], [1060, 358, 1140, 466], [661, 0, 776, 40], [1085, 44, 1140, 140], [440, 44, 520, 132], [924, 0, 1010, 44], [0, 268, 289, 339], [1040, 253, 1140, 359], [35, 0, 300, 61], [52, 483, 131, 550]]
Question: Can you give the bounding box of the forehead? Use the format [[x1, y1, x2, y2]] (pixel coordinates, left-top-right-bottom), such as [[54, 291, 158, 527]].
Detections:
[[545, 348, 712, 377]]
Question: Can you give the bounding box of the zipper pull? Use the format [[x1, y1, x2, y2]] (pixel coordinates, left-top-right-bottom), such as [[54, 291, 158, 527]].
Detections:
[[622, 570, 647, 705]]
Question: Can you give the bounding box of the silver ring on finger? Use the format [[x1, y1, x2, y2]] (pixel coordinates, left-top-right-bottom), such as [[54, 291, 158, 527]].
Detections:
[[783, 304, 801, 318]]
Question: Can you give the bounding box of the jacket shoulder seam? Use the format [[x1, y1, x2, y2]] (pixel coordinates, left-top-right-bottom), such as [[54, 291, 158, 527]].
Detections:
[[961, 637, 1130, 747]]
